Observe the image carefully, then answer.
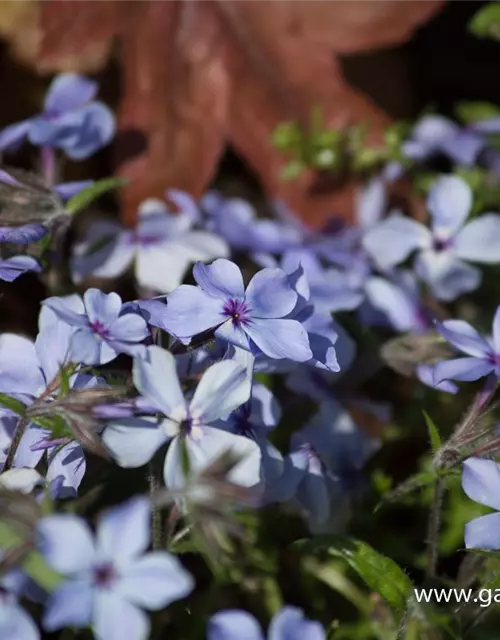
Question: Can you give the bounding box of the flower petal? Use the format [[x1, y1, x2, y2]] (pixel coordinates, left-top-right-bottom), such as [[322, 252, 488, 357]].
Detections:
[[69, 329, 102, 365], [0, 255, 41, 282], [43, 579, 93, 631], [433, 357, 494, 385], [84, 289, 122, 326], [208, 610, 264, 640], [118, 552, 194, 609], [109, 313, 149, 342], [0, 334, 44, 396], [462, 458, 500, 511], [102, 417, 169, 468], [44, 73, 97, 113], [190, 360, 250, 423], [245, 318, 312, 362], [362, 214, 430, 270], [0, 119, 32, 151], [93, 591, 149, 640], [185, 427, 261, 488], [465, 512, 500, 550], [215, 322, 251, 351], [61, 102, 116, 160], [96, 497, 150, 563], [245, 268, 297, 318], [47, 442, 86, 497], [136, 244, 192, 293], [43, 296, 88, 327], [435, 319, 491, 357], [455, 214, 500, 263], [133, 346, 185, 417], [356, 178, 386, 230], [415, 251, 481, 301], [193, 259, 245, 299], [427, 175, 471, 237], [162, 285, 225, 339], [269, 606, 325, 640], [364, 276, 419, 333], [38, 515, 95, 574], [72, 233, 135, 283]]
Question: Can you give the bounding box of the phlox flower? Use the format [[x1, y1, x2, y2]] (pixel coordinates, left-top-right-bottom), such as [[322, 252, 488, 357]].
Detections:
[[103, 345, 261, 490], [161, 258, 313, 363], [0, 73, 115, 160], [462, 457, 500, 550], [202, 191, 302, 257], [363, 175, 500, 300], [40, 497, 194, 640], [274, 399, 377, 527], [0, 299, 100, 495], [208, 606, 325, 640], [402, 115, 484, 167], [214, 383, 284, 500], [43, 288, 149, 365], [433, 310, 500, 385], [71, 195, 228, 293]]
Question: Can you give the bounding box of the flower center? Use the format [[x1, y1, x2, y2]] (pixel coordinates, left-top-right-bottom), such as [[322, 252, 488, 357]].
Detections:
[[432, 236, 452, 252], [93, 562, 116, 588], [223, 299, 250, 326], [89, 319, 110, 338], [487, 352, 500, 366]]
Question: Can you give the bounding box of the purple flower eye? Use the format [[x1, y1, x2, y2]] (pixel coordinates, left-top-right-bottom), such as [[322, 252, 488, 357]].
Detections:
[[88, 319, 111, 338], [93, 562, 116, 588], [223, 299, 251, 326]]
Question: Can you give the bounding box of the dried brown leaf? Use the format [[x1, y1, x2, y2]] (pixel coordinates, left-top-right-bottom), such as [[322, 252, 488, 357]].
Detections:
[[0, 0, 445, 225]]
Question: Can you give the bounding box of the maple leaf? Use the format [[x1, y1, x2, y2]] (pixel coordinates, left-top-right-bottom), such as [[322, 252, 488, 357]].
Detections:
[[0, 0, 444, 225]]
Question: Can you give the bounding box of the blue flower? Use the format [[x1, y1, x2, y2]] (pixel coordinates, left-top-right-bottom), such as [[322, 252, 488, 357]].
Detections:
[[0, 566, 39, 640], [208, 606, 325, 640], [0, 73, 115, 160], [40, 497, 194, 639], [363, 176, 500, 300], [103, 345, 261, 490], [71, 195, 228, 293], [0, 300, 103, 495], [433, 311, 500, 385], [402, 115, 484, 167], [161, 259, 313, 363], [0, 255, 41, 282], [203, 192, 302, 257], [214, 382, 284, 500], [462, 457, 500, 550], [43, 289, 149, 365]]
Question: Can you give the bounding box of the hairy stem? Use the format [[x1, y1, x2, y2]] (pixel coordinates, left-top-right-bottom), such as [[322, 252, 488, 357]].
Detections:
[[148, 461, 162, 550], [3, 417, 29, 472], [426, 475, 444, 579]]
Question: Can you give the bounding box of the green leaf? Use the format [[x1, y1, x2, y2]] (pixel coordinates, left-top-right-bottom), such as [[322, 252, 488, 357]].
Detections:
[[272, 122, 303, 150], [423, 411, 441, 454], [65, 177, 129, 215], [295, 535, 413, 613], [0, 521, 62, 591], [456, 101, 500, 124], [280, 161, 305, 181], [0, 393, 25, 416], [469, 3, 500, 41]]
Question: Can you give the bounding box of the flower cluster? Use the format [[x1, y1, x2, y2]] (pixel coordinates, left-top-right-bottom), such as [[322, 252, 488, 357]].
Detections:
[[2, 71, 500, 639]]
